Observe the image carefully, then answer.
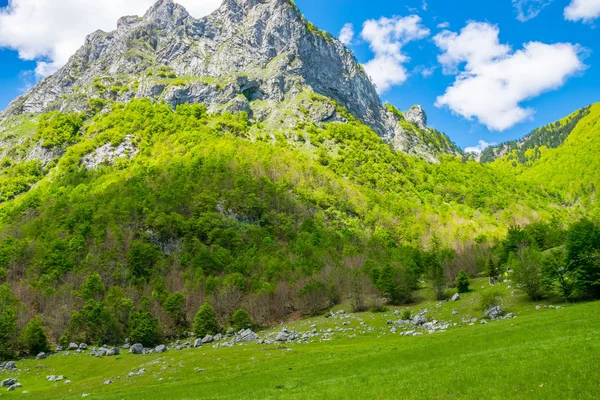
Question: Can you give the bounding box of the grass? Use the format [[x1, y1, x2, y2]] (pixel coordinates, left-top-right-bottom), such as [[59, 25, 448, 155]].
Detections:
[[3, 279, 599, 399]]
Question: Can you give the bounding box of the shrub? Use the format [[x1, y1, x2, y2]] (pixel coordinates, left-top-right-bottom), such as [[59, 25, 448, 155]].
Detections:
[[231, 309, 253, 331], [456, 270, 470, 293], [479, 289, 503, 311], [401, 309, 412, 321], [19, 317, 49, 355], [194, 303, 220, 338]]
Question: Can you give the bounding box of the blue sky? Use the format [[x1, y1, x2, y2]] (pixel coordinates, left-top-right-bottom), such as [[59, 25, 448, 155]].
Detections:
[[0, 0, 599, 150]]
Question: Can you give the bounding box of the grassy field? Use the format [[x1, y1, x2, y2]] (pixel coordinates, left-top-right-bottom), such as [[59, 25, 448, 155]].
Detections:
[[3, 279, 599, 399]]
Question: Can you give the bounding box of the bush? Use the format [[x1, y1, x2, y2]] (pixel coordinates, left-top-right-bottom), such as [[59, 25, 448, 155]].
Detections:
[[231, 309, 253, 331], [401, 309, 412, 321], [456, 270, 470, 293], [194, 303, 220, 338], [19, 317, 49, 355], [479, 289, 503, 311]]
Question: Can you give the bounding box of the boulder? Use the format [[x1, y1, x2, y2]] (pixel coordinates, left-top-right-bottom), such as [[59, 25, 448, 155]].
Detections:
[[238, 329, 259, 342], [202, 335, 214, 344], [1, 378, 16, 387], [129, 343, 144, 354], [79, 343, 88, 350], [107, 347, 120, 356], [451, 293, 460, 301], [69, 343, 79, 351], [95, 348, 107, 357], [56, 346, 64, 352], [485, 305, 503, 320], [5, 361, 15, 369], [36, 352, 47, 360], [412, 314, 427, 325], [276, 332, 289, 342], [154, 345, 167, 353], [193, 339, 203, 348]]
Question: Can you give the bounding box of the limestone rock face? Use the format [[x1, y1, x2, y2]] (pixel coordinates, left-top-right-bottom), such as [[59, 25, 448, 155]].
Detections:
[[405, 105, 427, 130], [0, 0, 460, 161]]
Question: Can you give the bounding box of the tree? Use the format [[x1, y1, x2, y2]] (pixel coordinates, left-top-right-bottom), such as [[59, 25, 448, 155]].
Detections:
[[193, 303, 220, 338], [19, 317, 49, 355], [510, 247, 543, 300], [163, 292, 188, 337], [456, 270, 470, 293], [129, 309, 161, 347], [565, 219, 600, 299], [80, 273, 105, 302], [297, 280, 329, 316], [231, 309, 253, 331], [0, 308, 17, 360], [426, 235, 451, 300]]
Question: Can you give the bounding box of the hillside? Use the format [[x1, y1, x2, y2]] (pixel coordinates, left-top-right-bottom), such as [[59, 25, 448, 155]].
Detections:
[[488, 103, 600, 204], [1, 0, 600, 382]]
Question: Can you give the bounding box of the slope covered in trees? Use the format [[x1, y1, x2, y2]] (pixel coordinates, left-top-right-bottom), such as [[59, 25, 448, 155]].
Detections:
[[0, 98, 579, 355]]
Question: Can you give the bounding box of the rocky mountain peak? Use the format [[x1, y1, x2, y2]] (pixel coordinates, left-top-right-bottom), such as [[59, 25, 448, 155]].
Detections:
[[405, 105, 427, 130], [0, 0, 459, 162]]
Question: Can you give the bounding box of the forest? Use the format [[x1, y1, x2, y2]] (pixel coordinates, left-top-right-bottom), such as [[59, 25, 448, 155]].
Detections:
[[0, 99, 599, 358]]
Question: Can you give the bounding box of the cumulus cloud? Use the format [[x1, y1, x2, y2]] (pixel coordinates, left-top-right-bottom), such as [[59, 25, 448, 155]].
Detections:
[[564, 0, 600, 23], [0, 0, 221, 78], [361, 15, 430, 93], [512, 0, 553, 22], [465, 140, 494, 154], [338, 23, 355, 45], [433, 22, 585, 131], [437, 22, 450, 29]]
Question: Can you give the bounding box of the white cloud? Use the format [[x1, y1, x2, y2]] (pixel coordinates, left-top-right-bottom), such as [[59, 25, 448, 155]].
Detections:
[[437, 22, 450, 29], [360, 15, 430, 93], [422, 0, 428, 11], [339, 23, 355, 45], [0, 0, 221, 78], [434, 22, 585, 131], [465, 140, 494, 154], [512, 0, 553, 22], [564, 0, 600, 23], [413, 65, 437, 77]]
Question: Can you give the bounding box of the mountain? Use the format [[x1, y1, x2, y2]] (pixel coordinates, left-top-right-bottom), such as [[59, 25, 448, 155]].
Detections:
[[0, 0, 594, 351], [0, 0, 459, 162]]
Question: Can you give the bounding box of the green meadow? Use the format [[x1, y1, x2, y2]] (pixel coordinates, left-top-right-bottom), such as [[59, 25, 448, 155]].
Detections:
[[4, 279, 598, 400]]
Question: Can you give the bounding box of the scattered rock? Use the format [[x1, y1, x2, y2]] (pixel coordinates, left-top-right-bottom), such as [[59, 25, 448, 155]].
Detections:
[[452, 311, 458, 316], [56, 346, 64, 352], [36, 352, 47, 360], [202, 335, 214, 344], [504, 313, 515, 319], [154, 345, 167, 353], [79, 343, 88, 350], [107, 347, 120, 356], [69, 343, 79, 351], [104, 379, 112, 385], [451, 293, 460, 302], [485, 305, 503, 320], [193, 338, 203, 348], [129, 343, 144, 354], [1, 378, 16, 387], [276, 332, 289, 342]]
